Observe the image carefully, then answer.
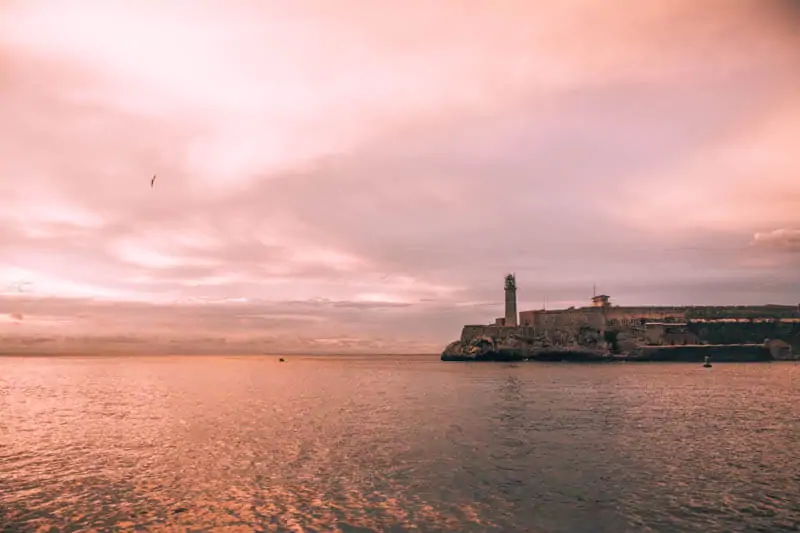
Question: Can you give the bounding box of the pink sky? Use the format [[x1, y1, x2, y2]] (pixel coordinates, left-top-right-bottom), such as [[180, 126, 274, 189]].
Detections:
[[1, 1, 798, 354]]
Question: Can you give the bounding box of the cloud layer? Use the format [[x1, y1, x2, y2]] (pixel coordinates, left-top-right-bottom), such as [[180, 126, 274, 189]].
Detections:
[[1, 1, 799, 353]]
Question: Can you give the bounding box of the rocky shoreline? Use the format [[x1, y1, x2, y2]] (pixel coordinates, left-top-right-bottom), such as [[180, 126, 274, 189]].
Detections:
[[440, 336, 790, 363], [441, 342, 610, 362]]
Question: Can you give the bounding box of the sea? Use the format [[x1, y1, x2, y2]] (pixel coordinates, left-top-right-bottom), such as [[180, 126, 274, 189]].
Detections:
[[1, 355, 798, 532]]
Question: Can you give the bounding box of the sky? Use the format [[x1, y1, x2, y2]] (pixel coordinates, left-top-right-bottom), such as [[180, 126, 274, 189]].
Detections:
[[1, 0, 799, 354]]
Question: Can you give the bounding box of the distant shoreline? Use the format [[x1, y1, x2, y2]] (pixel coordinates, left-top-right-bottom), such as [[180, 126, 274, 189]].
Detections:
[[0, 352, 441, 358]]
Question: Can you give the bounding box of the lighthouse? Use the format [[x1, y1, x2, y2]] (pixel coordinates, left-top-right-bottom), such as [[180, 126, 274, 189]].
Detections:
[[504, 273, 518, 327]]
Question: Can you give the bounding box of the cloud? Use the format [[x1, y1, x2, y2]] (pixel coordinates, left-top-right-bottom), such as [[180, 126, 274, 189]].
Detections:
[[751, 229, 800, 253], [0, 1, 798, 353], [0, 295, 490, 354]]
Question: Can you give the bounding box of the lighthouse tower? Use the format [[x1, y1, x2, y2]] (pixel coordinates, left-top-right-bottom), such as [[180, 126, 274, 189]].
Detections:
[[504, 273, 518, 327]]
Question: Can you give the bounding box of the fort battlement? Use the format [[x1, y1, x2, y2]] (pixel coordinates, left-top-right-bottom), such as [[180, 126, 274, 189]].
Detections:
[[520, 304, 800, 327]]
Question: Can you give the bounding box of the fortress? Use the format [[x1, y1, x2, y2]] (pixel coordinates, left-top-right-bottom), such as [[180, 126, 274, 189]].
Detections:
[[442, 274, 800, 361]]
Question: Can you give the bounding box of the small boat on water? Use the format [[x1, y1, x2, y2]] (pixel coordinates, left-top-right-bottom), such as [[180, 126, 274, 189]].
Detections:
[[703, 355, 712, 368]]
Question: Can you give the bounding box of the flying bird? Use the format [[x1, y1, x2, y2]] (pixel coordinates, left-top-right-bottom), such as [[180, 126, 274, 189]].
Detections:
[[151, 175, 157, 188]]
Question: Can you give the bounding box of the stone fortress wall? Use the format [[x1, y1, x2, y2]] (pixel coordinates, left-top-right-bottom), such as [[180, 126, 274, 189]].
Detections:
[[519, 305, 800, 329]]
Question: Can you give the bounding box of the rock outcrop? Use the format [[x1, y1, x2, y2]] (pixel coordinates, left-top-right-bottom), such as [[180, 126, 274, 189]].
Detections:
[[765, 339, 794, 360], [441, 336, 530, 361], [440, 324, 798, 362], [440, 325, 611, 362]]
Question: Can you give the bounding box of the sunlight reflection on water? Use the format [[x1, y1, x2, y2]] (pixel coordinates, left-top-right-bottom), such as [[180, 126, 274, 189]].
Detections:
[[1, 355, 798, 532]]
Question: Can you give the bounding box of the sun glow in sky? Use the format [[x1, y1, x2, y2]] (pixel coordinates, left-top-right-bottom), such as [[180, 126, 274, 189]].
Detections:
[[1, 0, 799, 353]]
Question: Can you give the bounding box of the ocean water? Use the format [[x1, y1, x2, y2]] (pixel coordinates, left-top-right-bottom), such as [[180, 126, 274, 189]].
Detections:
[[0, 355, 798, 533]]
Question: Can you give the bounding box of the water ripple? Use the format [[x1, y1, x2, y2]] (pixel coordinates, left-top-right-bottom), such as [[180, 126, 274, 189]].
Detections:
[[0, 356, 798, 532]]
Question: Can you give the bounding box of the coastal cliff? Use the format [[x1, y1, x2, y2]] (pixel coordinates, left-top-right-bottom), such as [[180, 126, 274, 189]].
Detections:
[[440, 323, 798, 362], [441, 324, 610, 362]]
